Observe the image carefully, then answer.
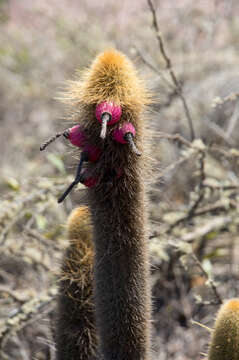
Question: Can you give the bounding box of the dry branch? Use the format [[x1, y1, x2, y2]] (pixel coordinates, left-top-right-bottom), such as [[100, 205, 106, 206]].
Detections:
[[147, 0, 195, 140], [0, 287, 57, 358], [191, 252, 223, 305]]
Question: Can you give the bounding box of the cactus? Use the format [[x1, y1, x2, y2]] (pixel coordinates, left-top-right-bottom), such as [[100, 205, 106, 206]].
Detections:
[[45, 49, 152, 359], [56, 206, 97, 360], [81, 50, 151, 360], [208, 298, 239, 360]]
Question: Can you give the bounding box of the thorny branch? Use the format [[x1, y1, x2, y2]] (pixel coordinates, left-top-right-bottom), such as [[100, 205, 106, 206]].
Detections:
[[0, 178, 67, 357], [0, 288, 57, 359], [147, 0, 195, 141], [150, 129, 239, 307], [153, 132, 239, 231]]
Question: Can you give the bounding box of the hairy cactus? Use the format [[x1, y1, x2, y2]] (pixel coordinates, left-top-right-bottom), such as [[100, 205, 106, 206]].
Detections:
[[45, 49, 152, 359], [208, 298, 239, 360], [80, 50, 151, 360], [56, 206, 97, 360]]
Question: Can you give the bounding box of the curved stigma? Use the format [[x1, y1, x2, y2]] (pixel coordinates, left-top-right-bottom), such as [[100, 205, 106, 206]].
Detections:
[[124, 132, 141, 156]]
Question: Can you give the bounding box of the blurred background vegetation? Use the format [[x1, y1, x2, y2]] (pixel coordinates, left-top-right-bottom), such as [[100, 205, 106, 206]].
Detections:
[[1, 1, 239, 359]]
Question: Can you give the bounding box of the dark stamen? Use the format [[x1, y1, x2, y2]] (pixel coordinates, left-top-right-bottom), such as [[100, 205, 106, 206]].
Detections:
[[40, 129, 70, 151], [100, 112, 111, 139], [62, 129, 70, 139], [58, 151, 89, 203], [124, 133, 142, 156]]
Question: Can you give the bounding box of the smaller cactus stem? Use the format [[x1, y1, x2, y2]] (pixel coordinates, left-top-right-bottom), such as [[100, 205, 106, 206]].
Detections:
[[100, 112, 111, 139], [58, 151, 89, 203], [208, 298, 239, 360], [124, 132, 141, 156]]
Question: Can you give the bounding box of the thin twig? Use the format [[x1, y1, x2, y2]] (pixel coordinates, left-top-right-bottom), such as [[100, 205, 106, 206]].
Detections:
[[135, 47, 174, 89], [187, 151, 206, 218], [152, 132, 192, 147], [226, 101, 239, 139], [24, 228, 62, 252], [211, 92, 239, 109], [147, 0, 195, 141], [0, 287, 25, 305], [166, 150, 206, 232], [150, 201, 233, 238], [192, 252, 223, 304], [202, 116, 236, 146], [191, 319, 212, 333], [180, 216, 232, 243]]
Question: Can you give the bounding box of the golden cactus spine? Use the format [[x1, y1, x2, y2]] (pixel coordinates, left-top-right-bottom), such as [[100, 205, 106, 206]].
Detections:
[[208, 298, 239, 360], [56, 206, 97, 360]]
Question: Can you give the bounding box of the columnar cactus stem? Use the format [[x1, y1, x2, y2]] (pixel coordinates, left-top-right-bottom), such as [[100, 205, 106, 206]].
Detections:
[[208, 298, 239, 360], [56, 207, 97, 360], [83, 50, 151, 360], [54, 49, 151, 360]]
